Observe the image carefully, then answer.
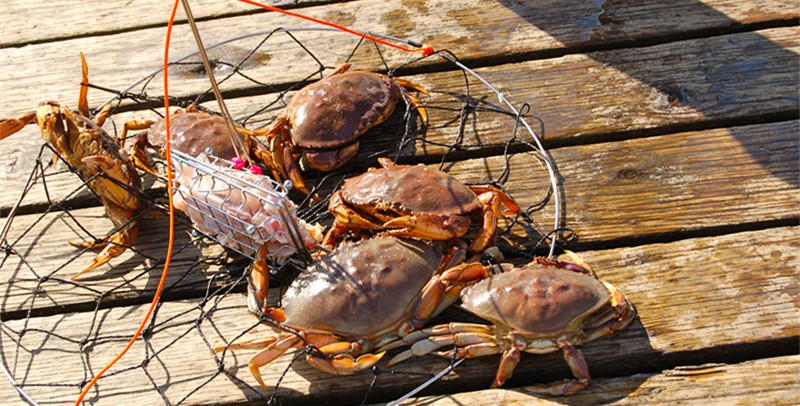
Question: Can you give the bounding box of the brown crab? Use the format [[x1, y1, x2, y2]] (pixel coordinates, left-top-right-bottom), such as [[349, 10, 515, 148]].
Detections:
[[261, 64, 429, 192], [387, 252, 636, 395], [0, 54, 144, 280], [124, 107, 276, 180], [216, 235, 492, 391], [323, 158, 521, 253]]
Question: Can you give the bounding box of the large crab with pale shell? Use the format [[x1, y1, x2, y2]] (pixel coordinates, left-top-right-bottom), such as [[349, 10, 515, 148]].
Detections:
[[323, 157, 521, 252], [215, 235, 494, 390], [386, 251, 636, 395], [261, 64, 429, 193]]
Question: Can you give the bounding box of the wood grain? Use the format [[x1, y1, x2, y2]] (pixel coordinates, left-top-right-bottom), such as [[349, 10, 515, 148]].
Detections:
[[1, 226, 796, 405]]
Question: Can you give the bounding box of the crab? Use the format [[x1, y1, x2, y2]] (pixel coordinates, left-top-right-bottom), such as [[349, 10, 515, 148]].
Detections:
[[386, 252, 636, 396], [260, 64, 429, 192], [0, 53, 144, 280], [124, 107, 277, 181], [216, 235, 493, 391], [322, 157, 521, 253]]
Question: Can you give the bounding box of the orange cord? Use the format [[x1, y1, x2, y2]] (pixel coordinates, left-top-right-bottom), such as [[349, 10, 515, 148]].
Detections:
[[73, 1, 180, 404], [239, 0, 435, 57]]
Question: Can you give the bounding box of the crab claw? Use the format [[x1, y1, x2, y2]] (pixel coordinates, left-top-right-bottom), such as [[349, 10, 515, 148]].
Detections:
[[306, 347, 386, 375], [247, 243, 271, 315], [246, 243, 288, 323]]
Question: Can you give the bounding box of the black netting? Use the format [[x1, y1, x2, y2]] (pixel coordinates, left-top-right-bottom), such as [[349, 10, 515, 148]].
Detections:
[[1, 28, 567, 405]]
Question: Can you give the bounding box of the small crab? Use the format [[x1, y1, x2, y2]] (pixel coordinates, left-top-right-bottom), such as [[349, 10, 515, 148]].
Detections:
[[387, 252, 636, 395], [323, 158, 520, 253], [124, 107, 276, 180], [216, 235, 492, 391], [261, 64, 429, 192], [0, 53, 144, 279]]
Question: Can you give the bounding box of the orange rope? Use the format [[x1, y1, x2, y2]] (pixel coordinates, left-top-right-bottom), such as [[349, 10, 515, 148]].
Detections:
[[239, 0, 434, 57], [73, 1, 180, 404]]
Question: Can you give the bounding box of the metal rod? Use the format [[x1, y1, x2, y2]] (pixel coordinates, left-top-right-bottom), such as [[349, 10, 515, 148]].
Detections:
[[179, 0, 250, 164]]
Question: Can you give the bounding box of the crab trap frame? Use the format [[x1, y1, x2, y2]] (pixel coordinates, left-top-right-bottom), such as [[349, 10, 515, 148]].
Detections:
[[1, 23, 567, 405]]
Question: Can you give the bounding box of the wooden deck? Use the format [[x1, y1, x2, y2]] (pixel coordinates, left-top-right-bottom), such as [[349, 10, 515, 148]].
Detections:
[[1, 1, 798, 405]]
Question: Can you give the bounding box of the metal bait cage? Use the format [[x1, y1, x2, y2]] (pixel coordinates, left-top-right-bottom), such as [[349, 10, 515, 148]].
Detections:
[[170, 148, 316, 264], [1, 24, 566, 405]]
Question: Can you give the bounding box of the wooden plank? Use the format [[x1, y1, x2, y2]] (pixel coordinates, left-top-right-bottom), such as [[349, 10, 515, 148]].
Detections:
[[445, 120, 800, 245], [1, 226, 797, 405], [387, 355, 800, 405], [4, 119, 795, 263], [2, 0, 797, 119], [3, 120, 796, 316], [0, 0, 339, 47], [0, 203, 239, 318], [3, 0, 797, 48], [2, 26, 797, 212]]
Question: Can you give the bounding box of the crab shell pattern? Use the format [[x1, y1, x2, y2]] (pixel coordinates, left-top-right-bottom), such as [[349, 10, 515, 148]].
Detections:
[[387, 253, 636, 396], [323, 158, 520, 253], [218, 235, 491, 391]]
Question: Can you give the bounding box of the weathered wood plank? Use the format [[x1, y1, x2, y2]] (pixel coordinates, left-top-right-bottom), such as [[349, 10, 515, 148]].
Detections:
[[1, 226, 797, 405], [2, 0, 797, 119], [3, 0, 796, 48], [3, 120, 796, 315], [445, 120, 800, 245], [387, 355, 800, 405], [0, 0, 341, 47], [0, 203, 240, 319], [2, 26, 796, 213]]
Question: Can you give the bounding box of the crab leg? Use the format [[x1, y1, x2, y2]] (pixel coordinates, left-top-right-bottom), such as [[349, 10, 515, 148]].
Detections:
[[581, 284, 636, 342], [394, 77, 430, 125], [244, 243, 289, 322], [492, 348, 522, 388], [245, 335, 303, 391], [0, 111, 37, 139], [524, 344, 590, 396], [384, 322, 496, 358], [68, 207, 139, 280]]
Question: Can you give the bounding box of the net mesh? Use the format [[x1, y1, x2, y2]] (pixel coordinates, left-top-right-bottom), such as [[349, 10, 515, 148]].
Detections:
[[0, 27, 566, 405]]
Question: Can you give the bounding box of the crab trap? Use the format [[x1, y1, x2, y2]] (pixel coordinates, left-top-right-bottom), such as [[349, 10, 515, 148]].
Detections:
[[0, 20, 567, 406]]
